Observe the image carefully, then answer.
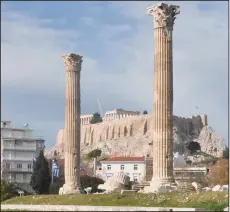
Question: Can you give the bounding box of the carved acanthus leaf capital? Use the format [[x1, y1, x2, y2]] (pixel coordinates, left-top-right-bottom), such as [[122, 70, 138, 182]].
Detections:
[[62, 53, 83, 72], [146, 3, 180, 29]]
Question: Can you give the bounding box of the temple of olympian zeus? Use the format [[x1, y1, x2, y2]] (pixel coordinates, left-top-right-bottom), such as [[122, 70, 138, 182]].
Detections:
[[60, 3, 180, 194]]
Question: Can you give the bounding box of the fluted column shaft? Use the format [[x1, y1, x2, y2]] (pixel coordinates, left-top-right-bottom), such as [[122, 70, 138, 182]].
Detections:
[[63, 53, 83, 194], [65, 69, 81, 188], [152, 27, 174, 182], [147, 3, 180, 185]]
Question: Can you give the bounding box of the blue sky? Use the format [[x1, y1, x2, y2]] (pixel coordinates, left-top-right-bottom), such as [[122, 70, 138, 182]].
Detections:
[[1, 1, 228, 148]]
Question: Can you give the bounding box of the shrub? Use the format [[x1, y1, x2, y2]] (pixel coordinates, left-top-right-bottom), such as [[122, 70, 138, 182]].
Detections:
[[90, 112, 103, 124], [186, 141, 201, 154], [86, 149, 102, 160], [80, 175, 104, 189], [97, 155, 109, 161], [48, 175, 104, 194], [1, 180, 16, 202], [186, 160, 192, 164], [49, 183, 61, 194]]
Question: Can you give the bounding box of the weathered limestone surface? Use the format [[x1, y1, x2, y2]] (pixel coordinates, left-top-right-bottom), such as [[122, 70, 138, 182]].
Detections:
[[146, 3, 180, 187], [60, 53, 84, 195], [98, 173, 130, 193], [45, 114, 225, 159]]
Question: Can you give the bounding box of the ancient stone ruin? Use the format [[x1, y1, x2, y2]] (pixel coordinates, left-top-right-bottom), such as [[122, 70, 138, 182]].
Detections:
[[97, 172, 130, 193], [45, 2, 227, 196], [59, 53, 84, 195], [46, 113, 225, 160]]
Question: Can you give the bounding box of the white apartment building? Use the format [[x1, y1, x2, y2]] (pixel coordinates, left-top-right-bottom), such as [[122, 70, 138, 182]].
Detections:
[[1, 121, 45, 192], [99, 157, 145, 182]]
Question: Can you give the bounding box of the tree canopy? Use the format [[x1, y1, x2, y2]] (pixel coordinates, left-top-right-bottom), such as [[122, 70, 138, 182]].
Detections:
[[186, 141, 201, 154], [143, 110, 148, 115], [86, 149, 102, 160], [30, 150, 51, 194], [90, 112, 103, 124]]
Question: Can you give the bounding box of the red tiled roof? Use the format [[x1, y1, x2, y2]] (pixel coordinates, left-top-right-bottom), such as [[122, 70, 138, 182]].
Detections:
[[103, 157, 145, 162]]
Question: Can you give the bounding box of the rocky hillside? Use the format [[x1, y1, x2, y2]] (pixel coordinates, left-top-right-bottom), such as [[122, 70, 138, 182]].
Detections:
[[45, 114, 226, 159]]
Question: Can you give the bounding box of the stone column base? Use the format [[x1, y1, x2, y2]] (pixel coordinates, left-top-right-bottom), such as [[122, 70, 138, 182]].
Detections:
[[143, 180, 199, 193], [143, 178, 177, 193], [144, 183, 178, 193], [59, 184, 85, 195]]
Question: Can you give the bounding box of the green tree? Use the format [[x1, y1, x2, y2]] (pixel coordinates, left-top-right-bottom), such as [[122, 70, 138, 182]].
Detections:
[[223, 147, 229, 159], [186, 141, 201, 154], [30, 150, 51, 194], [143, 110, 148, 115], [85, 149, 102, 160], [1, 180, 16, 201], [90, 112, 103, 124]]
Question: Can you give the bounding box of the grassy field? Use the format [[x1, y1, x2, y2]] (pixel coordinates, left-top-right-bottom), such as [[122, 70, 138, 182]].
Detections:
[[2, 191, 228, 211]]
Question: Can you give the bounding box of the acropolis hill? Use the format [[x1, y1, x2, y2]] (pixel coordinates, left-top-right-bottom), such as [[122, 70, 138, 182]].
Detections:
[[45, 109, 226, 159]]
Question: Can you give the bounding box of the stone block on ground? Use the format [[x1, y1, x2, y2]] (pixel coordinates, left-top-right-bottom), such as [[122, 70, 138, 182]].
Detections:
[[120, 189, 137, 194], [98, 173, 130, 193], [143, 183, 178, 193], [59, 185, 85, 195], [59, 187, 64, 195], [224, 206, 229, 211], [212, 185, 221, 191], [84, 187, 92, 194], [201, 187, 211, 192], [178, 182, 196, 192], [192, 182, 202, 191], [219, 185, 228, 191]]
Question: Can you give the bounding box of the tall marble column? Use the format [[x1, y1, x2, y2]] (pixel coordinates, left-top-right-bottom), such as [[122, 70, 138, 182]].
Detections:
[[147, 3, 180, 186], [61, 53, 84, 194]]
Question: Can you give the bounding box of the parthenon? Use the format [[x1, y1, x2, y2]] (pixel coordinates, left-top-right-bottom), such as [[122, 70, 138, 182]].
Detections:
[[103, 109, 140, 122], [80, 109, 140, 125]]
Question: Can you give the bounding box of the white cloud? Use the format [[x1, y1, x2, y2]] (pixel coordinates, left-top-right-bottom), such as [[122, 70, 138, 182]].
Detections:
[[1, 2, 228, 146]]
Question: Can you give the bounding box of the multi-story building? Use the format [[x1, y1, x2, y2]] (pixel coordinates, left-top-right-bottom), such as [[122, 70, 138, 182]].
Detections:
[[1, 121, 45, 192]]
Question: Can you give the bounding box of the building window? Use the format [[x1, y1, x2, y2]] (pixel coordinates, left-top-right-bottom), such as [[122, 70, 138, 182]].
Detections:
[[6, 163, 11, 169], [38, 142, 44, 148], [134, 165, 138, 170], [15, 140, 23, 146], [23, 173, 27, 181], [28, 164, 32, 169], [107, 165, 111, 170], [120, 165, 124, 170], [16, 164, 22, 169], [134, 177, 138, 182]]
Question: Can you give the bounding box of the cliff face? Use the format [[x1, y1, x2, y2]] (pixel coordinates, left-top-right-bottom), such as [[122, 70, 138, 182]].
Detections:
[[45, 114, 226, 159]]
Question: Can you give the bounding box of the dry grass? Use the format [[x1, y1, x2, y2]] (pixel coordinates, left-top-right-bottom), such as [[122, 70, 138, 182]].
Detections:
[[2, 191, 228, 211], [208, 159, 229, 186]]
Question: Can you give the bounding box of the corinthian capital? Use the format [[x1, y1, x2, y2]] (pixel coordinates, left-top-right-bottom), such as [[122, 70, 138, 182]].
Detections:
[[62, 53, 83, 72], [146, 3, 180, 29]]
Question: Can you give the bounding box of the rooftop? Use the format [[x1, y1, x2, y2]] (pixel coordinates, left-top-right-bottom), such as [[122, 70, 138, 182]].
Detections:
[[102, 157, 145, 162]]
